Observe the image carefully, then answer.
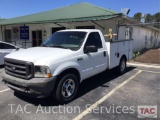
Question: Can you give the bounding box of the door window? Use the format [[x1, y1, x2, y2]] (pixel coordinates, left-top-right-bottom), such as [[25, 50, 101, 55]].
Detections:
[[0, 43, 15, 49], [85, 32, 102, 49], [5, 30, 12, 42], [32, 31, 42, 47]]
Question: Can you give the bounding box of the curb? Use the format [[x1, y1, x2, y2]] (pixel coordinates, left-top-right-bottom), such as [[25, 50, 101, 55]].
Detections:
[[127, 62, 160, 68]]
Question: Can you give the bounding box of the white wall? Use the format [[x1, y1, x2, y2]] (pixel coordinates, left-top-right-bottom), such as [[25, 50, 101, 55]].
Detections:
[[118, 25, 160, 51], [0, 18, 159, 51], [0, 19, 118, 47], [132, 26, 160, 51]]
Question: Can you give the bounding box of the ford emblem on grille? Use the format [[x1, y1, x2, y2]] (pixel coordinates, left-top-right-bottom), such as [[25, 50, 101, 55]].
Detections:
[[11, 66, 16, 71]]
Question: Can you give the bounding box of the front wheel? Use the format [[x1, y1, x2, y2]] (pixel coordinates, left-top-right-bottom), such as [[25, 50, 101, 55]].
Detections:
[[53, 74, 79, 104], [118, 57, 126, 74]]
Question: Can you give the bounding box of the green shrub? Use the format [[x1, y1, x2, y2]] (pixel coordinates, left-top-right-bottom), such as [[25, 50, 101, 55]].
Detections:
[[133, 50, 140, 59]]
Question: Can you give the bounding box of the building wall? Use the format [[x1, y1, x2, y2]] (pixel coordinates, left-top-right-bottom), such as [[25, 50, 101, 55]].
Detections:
[[118, 25, 160, 51], [0, 19, 118, 47], [0, 19, 160, 51], [132, 26, 160, 51]]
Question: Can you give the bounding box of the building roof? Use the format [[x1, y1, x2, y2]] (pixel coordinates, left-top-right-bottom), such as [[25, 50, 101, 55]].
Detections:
[[0, 2, 121, 25]]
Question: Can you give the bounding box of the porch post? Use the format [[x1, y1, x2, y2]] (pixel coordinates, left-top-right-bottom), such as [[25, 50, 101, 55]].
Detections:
[[1, 26, 3, 41], [4, 25, 6, 42], [24, 24, 26, 48]]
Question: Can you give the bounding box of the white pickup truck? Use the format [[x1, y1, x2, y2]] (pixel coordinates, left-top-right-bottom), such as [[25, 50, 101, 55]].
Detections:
[[2, 29, 133, 103]]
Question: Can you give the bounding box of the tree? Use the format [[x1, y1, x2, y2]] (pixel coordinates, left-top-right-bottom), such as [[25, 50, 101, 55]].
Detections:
[[133, 12, 160, 29], [153, 12, 160, 29], [153, 12, 160, 22], [145, 13, 153, 23], [133, 12, 142, 21]]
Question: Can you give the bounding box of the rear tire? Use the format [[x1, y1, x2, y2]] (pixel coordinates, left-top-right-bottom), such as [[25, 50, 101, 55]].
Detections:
[[118, 57, 126, 74], [52, 74, 79, 104]]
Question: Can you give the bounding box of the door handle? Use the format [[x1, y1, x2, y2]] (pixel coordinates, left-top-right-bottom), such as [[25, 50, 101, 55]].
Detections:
[[103, 51, 106, 57]]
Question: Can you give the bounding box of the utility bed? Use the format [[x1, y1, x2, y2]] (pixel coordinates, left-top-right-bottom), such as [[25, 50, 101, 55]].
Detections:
[[106, 39, 133, 69]]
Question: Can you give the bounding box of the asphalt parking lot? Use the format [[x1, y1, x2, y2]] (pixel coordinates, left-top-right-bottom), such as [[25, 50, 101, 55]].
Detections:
[[0, 63, 159, 120]]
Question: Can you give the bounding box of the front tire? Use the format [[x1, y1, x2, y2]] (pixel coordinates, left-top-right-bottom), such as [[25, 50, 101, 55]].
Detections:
[[53, 74, 79, 104], [118, 57, 126, 74]]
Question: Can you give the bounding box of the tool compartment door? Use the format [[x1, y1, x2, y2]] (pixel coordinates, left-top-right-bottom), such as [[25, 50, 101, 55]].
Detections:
[[106, 40, 132, 69]]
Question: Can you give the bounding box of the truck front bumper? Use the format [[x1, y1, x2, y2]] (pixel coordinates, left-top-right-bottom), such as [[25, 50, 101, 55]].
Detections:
[[2, 70, 57, 98]]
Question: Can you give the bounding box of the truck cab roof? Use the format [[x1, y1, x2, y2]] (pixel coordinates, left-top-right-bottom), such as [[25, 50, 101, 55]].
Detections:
[[58, 29, 101, 33]]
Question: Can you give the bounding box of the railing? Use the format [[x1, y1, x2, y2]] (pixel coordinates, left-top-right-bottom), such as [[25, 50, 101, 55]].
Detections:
[[5, 41, 17, 46], [4, 41, 33, 48], [22, 42, 33, 48]]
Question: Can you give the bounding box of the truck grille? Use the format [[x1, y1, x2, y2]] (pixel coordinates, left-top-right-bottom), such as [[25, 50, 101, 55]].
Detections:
[[4, 58, 34, 80]]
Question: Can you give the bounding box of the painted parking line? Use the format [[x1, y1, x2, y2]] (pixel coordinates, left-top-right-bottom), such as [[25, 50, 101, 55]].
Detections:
[[0, 88, 10, 93], [127, 63, 160, 69], [73, 70, 142, 120], [134, 69, 160, 74]]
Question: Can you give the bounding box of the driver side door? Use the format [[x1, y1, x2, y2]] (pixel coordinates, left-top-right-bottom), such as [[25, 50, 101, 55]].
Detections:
[[82, 32, 105, 79]]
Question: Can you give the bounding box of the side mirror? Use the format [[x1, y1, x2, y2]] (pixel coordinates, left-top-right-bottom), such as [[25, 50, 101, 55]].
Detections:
[[84, 45, 98, 53]]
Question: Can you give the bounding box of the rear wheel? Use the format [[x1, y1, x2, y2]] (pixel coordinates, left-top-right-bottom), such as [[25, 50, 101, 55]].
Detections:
[[53, 74, 79, 104], [118, 57, 126, 74]]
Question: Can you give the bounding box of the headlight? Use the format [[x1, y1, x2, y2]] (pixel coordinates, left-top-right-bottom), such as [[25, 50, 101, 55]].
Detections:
[[34, 66, 52, 78]]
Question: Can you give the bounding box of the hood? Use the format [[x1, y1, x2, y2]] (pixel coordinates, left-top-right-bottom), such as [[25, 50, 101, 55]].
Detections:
[[5, 47, 74, 65]]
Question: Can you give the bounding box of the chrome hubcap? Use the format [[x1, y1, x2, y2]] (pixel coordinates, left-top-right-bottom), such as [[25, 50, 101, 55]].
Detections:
[[62, 79, 75, 98], [121, 61, 126, 72]]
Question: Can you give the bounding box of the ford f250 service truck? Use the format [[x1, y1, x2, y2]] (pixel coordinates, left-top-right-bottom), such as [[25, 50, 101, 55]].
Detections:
[[2, 29, 133, 103]]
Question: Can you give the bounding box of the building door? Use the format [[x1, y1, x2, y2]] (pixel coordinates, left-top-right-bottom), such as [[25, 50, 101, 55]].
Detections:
[[32, 30, 42, 47], [5, 29, 12, 42], [52, 27, 66, 34]]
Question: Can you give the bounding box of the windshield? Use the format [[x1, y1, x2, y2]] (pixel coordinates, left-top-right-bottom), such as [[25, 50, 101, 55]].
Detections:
[[42, 31, 87, 50]]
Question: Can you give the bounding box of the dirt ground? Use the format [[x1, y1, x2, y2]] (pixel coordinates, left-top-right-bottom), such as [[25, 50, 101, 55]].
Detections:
[[133, 49, 160, 64]]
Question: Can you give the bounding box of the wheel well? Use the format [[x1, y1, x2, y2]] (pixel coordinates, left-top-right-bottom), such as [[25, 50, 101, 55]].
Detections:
[[52, 68, 81, 92], [58, 68, 81, 83], [121, 55, 127, 61]]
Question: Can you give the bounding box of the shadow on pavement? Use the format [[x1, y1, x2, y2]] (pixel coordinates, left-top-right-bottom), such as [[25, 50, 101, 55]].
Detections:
[[14, 66, 136, 106], [0, 65, 4, 68], [77, 66, 135, 98]]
